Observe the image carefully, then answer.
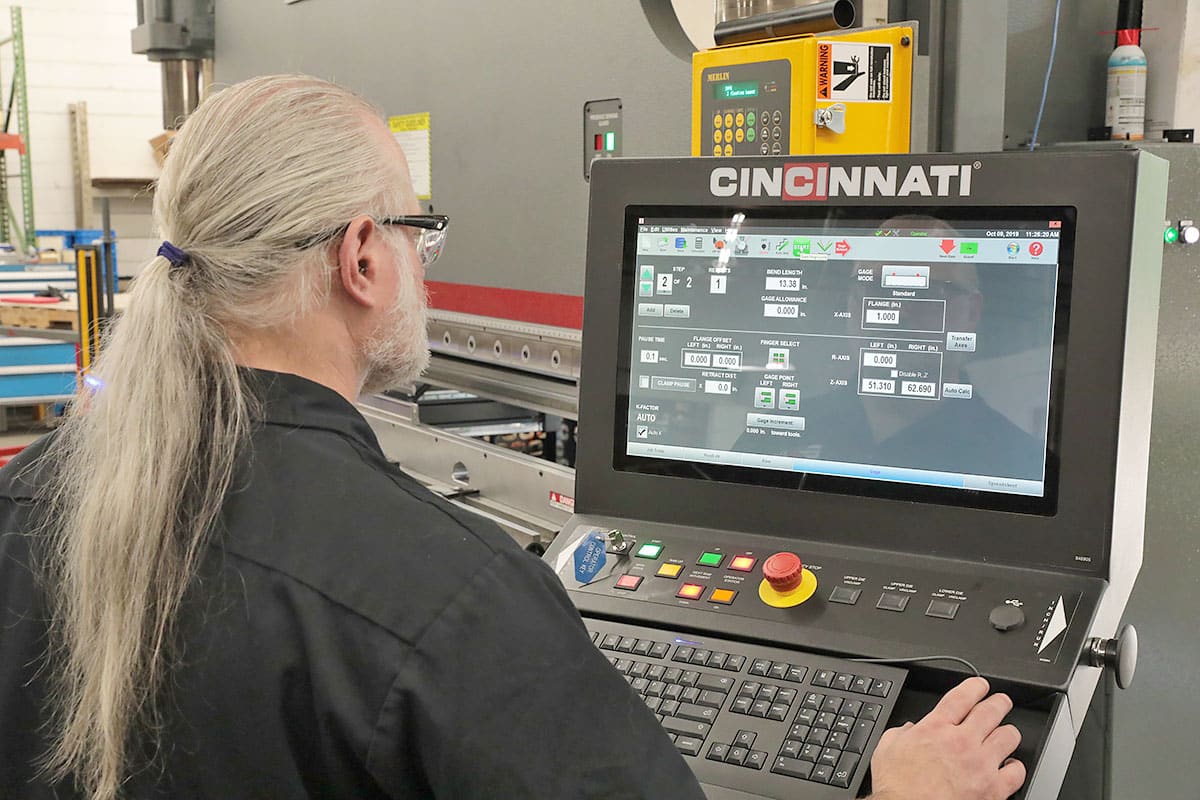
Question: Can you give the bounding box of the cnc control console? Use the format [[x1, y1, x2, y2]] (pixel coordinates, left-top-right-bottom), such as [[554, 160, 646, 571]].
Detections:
[[546, 151, 1166, 799]]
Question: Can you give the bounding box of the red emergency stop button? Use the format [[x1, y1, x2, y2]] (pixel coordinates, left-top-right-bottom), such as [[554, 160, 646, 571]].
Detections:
[[763, 552, 805, 593]]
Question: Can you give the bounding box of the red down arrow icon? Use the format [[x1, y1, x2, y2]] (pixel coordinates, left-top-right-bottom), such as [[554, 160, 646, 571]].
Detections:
[[939, 239, 956, 254]]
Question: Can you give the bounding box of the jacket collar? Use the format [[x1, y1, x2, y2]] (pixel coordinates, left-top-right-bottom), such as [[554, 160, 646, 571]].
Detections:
[[243, 368, 385, 457]]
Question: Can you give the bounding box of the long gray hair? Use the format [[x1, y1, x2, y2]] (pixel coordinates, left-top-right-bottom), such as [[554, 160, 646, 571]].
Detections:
[[35, 75, 411, 799]]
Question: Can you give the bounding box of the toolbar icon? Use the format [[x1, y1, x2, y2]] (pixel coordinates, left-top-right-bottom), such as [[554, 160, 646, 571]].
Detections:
[[834, 240, 851, 256], [939, 239, 956, 255], [1006, 242, 1021, 256], [817, 240, 834, 253], [792, 238, 811, 256], [674, 237, 687, 250], [1029, 242, 1045, 257], [960, 241, 979, 255]]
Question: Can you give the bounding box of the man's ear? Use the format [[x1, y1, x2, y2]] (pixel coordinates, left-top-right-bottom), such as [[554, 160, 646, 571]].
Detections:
[[337, 215, 386, 308]]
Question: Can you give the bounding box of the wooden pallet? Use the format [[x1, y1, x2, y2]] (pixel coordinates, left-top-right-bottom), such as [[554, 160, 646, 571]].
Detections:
[[0, 301, 78, 330]]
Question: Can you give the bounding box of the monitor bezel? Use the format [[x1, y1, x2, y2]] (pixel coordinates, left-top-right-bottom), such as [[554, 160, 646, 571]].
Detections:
[[577, 153, 1158, 577]]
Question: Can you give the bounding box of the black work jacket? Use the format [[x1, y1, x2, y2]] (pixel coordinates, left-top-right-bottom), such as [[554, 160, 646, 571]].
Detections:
[[0, 369, 703, 799]]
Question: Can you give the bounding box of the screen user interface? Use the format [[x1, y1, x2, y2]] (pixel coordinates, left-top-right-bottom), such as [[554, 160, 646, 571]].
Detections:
[[621, 210, 1070, 509]]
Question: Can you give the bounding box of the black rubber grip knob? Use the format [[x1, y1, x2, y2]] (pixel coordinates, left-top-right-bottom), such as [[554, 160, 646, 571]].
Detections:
[[989, 604, 1026, 632]]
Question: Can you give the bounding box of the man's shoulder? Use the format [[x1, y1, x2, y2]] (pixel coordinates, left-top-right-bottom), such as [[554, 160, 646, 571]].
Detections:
[[0, 432, 57, 501], [221, 423, 527, 644]]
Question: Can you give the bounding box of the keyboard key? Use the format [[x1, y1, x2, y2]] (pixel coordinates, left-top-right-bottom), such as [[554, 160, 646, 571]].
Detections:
[[819, 747, 841, 767], [647, 664, 666, 681], [646, 681, 666, 697], [677, 703, 718, 724], [800, 743, 822, 762], [746, 750, 768, 770], [726, 746, 749, 766], [827, 731, 849, 749], [631, 677, 649, 693], [734, 730, 757, 748], [681, 687, 701, 704], [776, 688, 797, 706], [707, 652, 728, 669], [821, 696, 843, 714], [650, 641, 671, 659], [662, 716, 711, 739], [756, 685, 778, 703], [731, 696, 753, 714], [772, 756, 814, 779], [680, 671, 700, 687], [674, 647, 694, 663], [832, 751, 860, 788], [698, 690, 726, 709], [707, 742, 730, 762], [697, 673, 735, 693], [644, 696, 662, 713], [812, 764, 834, 783], [749, 659, 771, 676], [614, 659, 632, 674], [806, 728, 829, 746], [751, 699, 771, 717], [788, 724, 811, 742], [600, 634, 621, 650], [767, 704, 789, 721], [675, 736, 703, 757], [725, 654, 746, 672], [832, 673, 855, 691], [617, 637, 638, 653], [660, 699, 680, 717], [795, 708, 818, 726], [842, 699, 863, 717], [690, 649, 712, 665], [663, 684, 683, 701], [851, 676, 872, 694], [802, 692, 825, 710], [780, 739, 804, 759], [739, 681, 762, 698], [633, 639, 653, 656], [847, 720, 873, 754], [869, 679, 893, 697], [786, 665, 808, 683], [812, 669, 835, 687], [591, 631, 599, 643], [629, 661, 648, 678], [861, 703, 882, 721], [815, 712, 836, 729], [833, 715, 855, 735], [768, 662, 789, 681], [664, 667, 683, 684]]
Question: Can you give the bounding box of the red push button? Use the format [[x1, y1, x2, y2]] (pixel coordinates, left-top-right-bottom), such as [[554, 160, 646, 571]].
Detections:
[[729, 555, 757, 572], [677, 583, 705, 600], [763, 552, 805, 593], [615, 574, 643, 591]]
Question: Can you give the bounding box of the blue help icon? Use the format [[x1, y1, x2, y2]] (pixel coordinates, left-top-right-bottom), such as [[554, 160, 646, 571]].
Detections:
[[573, 531, 608, 584]]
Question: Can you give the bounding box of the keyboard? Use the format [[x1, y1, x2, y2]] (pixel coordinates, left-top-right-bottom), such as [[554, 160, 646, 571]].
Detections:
[[587, 619, 906, 799]]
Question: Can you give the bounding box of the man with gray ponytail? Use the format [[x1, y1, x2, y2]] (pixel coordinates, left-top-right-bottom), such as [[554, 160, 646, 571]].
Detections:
[[0, 75, 1023, 800]]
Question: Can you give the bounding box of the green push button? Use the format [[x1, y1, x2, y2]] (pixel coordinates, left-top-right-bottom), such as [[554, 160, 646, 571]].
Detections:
[[1165, 226, 1180, 244], [747, 111, 757, 127], [746, 127, 756, 143], [637, 543, 664, 559], [698, 551, 724, 568]]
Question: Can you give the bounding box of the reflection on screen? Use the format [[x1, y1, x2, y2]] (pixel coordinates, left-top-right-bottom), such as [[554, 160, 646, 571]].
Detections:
[[623, 211, 1068, 501]]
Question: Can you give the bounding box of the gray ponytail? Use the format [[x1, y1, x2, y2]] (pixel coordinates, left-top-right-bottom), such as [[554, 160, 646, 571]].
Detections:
[[35, 75, 414, 799]]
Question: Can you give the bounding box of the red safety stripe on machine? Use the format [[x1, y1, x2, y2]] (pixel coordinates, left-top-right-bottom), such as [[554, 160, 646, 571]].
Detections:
[[425, 281, 584, 330]]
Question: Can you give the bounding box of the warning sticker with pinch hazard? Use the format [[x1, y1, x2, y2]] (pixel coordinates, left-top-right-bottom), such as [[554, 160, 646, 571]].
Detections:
[[817, 41, 892, 103]]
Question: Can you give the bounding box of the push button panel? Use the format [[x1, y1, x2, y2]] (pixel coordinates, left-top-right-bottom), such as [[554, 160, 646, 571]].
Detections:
[[699, 61, 791, 157], [553, 520, 1101, 684]]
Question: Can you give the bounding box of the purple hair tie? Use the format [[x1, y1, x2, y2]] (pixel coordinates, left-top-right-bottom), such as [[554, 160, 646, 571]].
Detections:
[[158, 241, 190, 269]]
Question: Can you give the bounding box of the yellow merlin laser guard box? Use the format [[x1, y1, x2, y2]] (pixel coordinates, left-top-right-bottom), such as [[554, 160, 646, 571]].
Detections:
[[693, 25, 914, 158]]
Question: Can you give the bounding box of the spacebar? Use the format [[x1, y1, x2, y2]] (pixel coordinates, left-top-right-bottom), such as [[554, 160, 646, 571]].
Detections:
[[700, 782, 772, 800], [661, 716, 711, 739]]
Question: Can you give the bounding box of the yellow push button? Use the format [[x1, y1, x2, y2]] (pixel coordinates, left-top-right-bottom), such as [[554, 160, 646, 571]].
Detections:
[[714, 129, 722, 144], [724, 113, 734, 129], [710, 588, 737, 605], [735, 128, 745, 143], [723, 128, 733, 144], [736, 112, 745, 127], [656, 562, 684, 579], [713, 144, 722, 157], [714, 113, 723, 129], [723, 144, 733, 157]]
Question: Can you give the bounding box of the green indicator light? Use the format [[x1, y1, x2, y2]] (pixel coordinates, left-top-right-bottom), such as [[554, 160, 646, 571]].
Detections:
[[605, 131, 616, 152], [698, 552, 724, 568], [1165, 226, 1180, 244], [960, 241, 979, 255], [636, 543, 664, 559]]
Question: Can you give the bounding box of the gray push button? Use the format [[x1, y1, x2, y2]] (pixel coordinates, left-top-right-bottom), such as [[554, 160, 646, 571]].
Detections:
[[942, 383, 973, 399], [926, 599, 960, 620], [664, 304, 691, 319], [876, 593, 909, 612], [638, 303, 664, 317], [829, 586, 862, 605], [946, 332, 977, 352]]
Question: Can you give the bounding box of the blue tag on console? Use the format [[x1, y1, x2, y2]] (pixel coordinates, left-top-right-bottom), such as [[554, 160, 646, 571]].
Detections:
[[573, 532, 608, 584]]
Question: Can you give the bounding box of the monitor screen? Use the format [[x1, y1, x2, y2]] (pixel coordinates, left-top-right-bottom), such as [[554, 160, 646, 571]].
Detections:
[[614, 206, 1075, 515]]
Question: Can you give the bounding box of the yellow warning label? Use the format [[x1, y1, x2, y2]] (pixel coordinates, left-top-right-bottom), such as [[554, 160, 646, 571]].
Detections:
[[388, 112, 430, 133]]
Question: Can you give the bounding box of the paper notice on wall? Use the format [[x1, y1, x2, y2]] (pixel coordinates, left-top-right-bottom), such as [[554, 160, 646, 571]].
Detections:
[[388, 113, 432, 199]]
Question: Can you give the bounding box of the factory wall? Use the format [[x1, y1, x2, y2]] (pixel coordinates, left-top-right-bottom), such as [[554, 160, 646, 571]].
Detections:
[[0, 0, 160, 271]]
